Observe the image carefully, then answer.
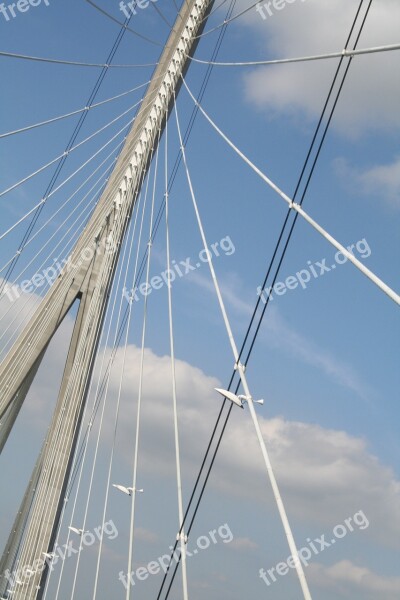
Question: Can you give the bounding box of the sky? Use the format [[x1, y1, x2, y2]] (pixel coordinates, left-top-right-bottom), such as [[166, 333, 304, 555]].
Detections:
[[0, 0, 399, 599]]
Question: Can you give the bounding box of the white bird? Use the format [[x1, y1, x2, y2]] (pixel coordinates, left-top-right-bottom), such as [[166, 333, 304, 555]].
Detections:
[[42, 552, 55, 558], [112, 484, 143, 496], [68, 526, 85, 535]]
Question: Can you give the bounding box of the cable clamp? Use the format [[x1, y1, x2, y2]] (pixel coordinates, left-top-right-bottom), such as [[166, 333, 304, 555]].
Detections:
[[234, 361, 246, 372]]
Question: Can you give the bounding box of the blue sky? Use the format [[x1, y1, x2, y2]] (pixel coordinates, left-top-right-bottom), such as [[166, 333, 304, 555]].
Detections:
[[0, 1, 399, 599]]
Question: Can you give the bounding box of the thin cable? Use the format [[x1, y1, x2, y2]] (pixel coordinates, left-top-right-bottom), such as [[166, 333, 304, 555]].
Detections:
[[0, 87, 162, 243], [0, 100, 142, 200], [195, 0, 260, 38], [164, 115, 189, 600], [0, 140, 124, 275], [207, 0, 229, 17], [129, 0, 237, 309], [0, 105, 142, 244], [0, 186, 103, 350], [0, 50, 157, 68], [21, 174, 136, 594], [174, 97, 313, 600], [152, 1, 173, 28], [91, 154, 151, 600], [0, 161, 113, 307], [13, 217, 114, 598], [45, 201, 135, 600], [126, 130, 160, 600], [0, 80, 152, 139], [84, 0, 163, 46], [67, 181, 143, 600], [187, 41, 400, 66]]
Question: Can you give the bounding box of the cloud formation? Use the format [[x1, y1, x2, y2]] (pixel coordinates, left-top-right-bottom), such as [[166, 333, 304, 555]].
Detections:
[[309, 560, 400, 599], [241, 0, 400, 136], [335, 156, 400, 209]]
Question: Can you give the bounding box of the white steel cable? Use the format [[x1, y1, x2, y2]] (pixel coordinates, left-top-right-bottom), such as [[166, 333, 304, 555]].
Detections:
[[1, 153, 118, 285], [0, 149, 140, 395], [22, 259, 113, 599], [0, 87, 162, 240], [92, 158, 152, 600], [15, 223, 115, 598], [19, 199, 130, 598], [0, 192, 100, 354], [0, 173, 108, 343], [0, 99, 142, 200], [43, 213, 134, 600], [55, 184, 141, 600], [84, 0, 163, 47], [186, 42, 400, 66], [0, 50, 158, 68], [0, 80, 153, 139], [195, 0, 262, 38], [49, 173, 141, 595], [0, 140, 124, 274], [0, 185, 113, 392], [152, 1, 173, 28], [126, 129, 160, 600], [207, 0, 230, 17], [174, 97, 313, 600], [69, 157, 153, 600], [0, 118, 131, 242], [164, 115, 189, 600], [182, 77, 400, 306], [0, 159, 131, 399]]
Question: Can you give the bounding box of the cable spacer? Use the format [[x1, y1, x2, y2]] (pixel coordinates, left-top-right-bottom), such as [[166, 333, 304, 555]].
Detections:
[[234, 361, 246, 372]]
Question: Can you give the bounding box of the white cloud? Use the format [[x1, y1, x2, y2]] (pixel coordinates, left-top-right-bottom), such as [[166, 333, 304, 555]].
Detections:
[[134, 527, 159, 544], [309, 560, 400, 599], [240, 0, 400, 136], [228, 537, 258, 551], [335, 156, 400, 209]]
